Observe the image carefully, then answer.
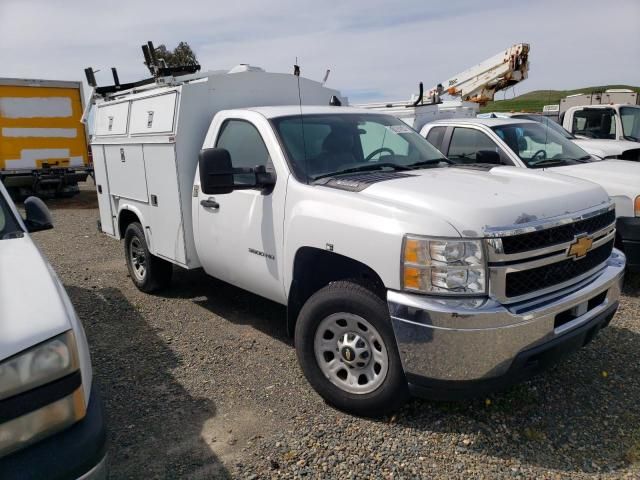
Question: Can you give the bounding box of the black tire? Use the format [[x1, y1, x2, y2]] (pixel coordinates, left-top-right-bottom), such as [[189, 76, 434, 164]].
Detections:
[[295, 280, 409, 417], [124, 222, 173, 293]]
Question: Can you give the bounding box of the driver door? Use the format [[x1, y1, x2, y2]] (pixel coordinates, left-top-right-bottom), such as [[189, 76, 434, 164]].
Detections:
[[195, 117, 286, 304]]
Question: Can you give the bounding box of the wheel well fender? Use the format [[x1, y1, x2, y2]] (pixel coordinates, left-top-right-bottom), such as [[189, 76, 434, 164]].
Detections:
[[117, 207, 143, 239], [286, 247, 386, 337]]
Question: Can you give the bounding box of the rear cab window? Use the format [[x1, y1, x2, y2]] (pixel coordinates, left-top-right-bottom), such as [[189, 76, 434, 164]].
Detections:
[[425, 126, 447, 153]]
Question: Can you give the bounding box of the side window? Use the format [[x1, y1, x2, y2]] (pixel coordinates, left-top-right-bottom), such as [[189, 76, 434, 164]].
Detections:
[[426, 126, 446, 153], [448, 127, 504, 163], [216, 120, 270, 169]]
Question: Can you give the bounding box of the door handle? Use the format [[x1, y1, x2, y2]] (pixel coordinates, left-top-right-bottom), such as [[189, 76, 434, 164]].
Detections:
[[200, 198, 219, 209]]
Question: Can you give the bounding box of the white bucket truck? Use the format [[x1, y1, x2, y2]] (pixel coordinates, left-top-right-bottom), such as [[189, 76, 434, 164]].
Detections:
[[558, 90, 640, 161], [89, 63, 625, 416]]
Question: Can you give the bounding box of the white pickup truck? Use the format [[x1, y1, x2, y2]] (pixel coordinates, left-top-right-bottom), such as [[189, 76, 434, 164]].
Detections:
[[0, 184, 106, 478], [560, 104, 640, 161], [91, 67, 625, 416], [421, 118, 640, 272]]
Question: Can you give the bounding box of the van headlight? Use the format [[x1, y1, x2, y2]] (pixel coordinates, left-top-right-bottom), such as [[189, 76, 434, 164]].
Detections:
[[0, 332, 78, 400], [0, 331, 84, 456], [402, 236, 487, 295]]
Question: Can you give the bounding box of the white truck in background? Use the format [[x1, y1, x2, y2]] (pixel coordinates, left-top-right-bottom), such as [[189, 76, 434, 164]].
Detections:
[[358, 43, 530, 132], [558, 90, 640, 161], [89, 56, 624, 416], [421, 117, 640, 271]]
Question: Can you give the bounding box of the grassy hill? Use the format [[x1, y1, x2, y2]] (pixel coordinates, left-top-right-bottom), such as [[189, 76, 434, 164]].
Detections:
[[480, 85, 640, 113]]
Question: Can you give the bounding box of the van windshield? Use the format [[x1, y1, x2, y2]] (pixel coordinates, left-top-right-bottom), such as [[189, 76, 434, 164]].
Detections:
[[272, 113, 450, 182], [492, 122, 594, 168], [0, 192, 22, 240]]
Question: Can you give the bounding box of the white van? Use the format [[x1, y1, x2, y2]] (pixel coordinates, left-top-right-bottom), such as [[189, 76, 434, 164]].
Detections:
[[0, 184, 107, 479]]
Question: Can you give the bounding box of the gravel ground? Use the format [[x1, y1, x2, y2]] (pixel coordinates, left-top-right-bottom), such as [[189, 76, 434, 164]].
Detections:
[[31, 183, 640, 479]]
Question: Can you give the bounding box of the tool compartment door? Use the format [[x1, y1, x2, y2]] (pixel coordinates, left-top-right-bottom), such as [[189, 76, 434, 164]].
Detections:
[[143, 144, 186, 265], [130, 93, 177, 135], [95, 101, 129, 136], [103, 144, 148, 202], [91, 145, 115, 236]]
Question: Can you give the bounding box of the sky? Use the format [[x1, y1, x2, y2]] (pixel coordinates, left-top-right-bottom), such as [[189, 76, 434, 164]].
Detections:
[[1, 0, 639, 103]]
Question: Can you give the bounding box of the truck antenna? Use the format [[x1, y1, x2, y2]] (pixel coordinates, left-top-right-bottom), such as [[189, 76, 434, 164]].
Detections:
[[294, 58, 309, 184]]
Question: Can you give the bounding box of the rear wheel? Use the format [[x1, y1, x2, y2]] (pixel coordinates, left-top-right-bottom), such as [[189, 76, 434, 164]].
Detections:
[[124, 222, 173, 292], [295, 281, 408, 417]]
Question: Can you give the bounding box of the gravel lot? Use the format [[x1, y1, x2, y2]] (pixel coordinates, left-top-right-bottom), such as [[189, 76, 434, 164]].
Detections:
[[33, 183, 640, 479]]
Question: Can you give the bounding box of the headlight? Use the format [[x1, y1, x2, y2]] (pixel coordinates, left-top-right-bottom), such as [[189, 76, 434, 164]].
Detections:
[[635, 196, 640, 217], [402, 236, 487, 295], [0, 331, 84, 456], [0, 331, 78, 400]]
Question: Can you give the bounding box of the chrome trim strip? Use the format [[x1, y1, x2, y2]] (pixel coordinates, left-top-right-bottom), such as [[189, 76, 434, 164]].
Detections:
[[486, 224, 615, 263], [490, 229, 615, 268], [483, 202, 615, 238]]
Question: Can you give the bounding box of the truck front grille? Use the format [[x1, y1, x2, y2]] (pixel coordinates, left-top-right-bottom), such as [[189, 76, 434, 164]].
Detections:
[[505, 240, 614, 298], [485, 205, 617, 303], [501, 209, 615, 254]]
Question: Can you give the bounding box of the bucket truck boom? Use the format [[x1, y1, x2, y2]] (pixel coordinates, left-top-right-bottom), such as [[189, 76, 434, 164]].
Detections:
[[358, 43, 530, 132]]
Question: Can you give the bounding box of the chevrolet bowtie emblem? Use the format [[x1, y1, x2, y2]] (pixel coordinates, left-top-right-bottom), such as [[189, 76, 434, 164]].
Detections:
[[568, 235, 593, 259]]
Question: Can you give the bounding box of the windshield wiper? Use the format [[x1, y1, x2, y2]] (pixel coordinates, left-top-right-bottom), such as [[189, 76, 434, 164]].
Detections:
[[407, 157, 453, 168], [624, 135, 639, 142], [529, 158, 573, 168], [312, 163, 411, 181]]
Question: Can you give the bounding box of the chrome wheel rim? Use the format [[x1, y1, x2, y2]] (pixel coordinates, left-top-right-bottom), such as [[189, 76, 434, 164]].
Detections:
[[129, 237, 146, 281], [314, 313, 388, 394]]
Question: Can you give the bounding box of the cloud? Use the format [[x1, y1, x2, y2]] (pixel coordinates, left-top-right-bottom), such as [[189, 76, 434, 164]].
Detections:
[[1, 0, 638, 102]]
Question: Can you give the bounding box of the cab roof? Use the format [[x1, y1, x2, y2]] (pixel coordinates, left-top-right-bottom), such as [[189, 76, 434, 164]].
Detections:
[[428, 117, 537, 127], [246, 105, 386, 119]]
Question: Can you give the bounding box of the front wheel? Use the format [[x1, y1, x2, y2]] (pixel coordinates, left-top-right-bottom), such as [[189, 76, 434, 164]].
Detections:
[[124, 222, 173, 293], [295, 281, 408, 417]]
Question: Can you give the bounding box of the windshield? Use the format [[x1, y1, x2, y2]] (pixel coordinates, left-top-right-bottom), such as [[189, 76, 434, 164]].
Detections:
[[272, 113, 449, 181], [514, 114, 574, 139], [572, 108, 616, 139], [492, 122, 593, 168], [0, 192, 23, 239], [620, 106, 640, 141]]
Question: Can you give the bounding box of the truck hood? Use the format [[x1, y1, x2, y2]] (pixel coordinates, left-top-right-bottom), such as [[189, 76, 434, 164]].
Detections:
[[548, 159, 640, 203], [0, 236, 72, 362], [360, 166, 609, 237], [572, 138, 639, 157]]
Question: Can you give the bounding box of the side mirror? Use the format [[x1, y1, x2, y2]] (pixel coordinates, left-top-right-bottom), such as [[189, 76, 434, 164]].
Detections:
[[198, 148, 275, 195], [199, 148, 234, 195], [23, 196, 53, 232], [475, 150, 502, 165]]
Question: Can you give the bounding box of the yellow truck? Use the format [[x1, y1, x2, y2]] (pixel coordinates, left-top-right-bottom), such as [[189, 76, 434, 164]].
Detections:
[[0, 78, 91, 198]]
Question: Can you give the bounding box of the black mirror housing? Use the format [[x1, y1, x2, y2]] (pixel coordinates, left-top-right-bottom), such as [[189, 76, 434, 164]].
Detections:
[[476, 150, 502, 165], [199, 148, 235, 195], [198, 148, 276, 195], [23, 196, 53, 232]]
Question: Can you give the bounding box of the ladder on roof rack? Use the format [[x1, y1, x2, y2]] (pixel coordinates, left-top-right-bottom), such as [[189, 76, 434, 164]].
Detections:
[[85, 41, 201, 98]]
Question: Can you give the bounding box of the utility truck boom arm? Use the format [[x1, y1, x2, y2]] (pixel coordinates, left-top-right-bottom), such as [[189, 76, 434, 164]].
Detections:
[[420, 43, 530, 105], [358, 43, 530, 132]]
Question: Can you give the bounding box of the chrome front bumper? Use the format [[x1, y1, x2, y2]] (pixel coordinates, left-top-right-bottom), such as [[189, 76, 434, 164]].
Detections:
[[388, 249, 625, 396]]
